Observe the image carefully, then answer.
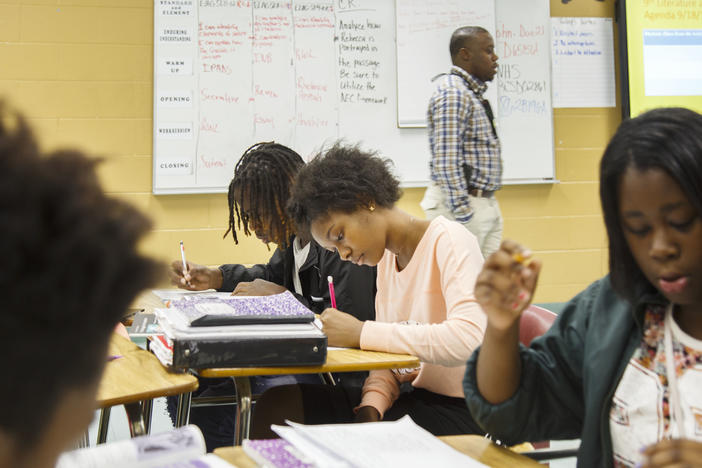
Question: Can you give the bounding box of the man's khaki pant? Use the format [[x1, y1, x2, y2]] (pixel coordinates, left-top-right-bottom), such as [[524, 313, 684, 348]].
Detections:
[[421, 183, 503, 259]]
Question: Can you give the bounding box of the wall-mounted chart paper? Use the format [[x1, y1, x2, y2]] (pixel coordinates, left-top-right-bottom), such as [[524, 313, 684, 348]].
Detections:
[[551, 17, 616, 108]]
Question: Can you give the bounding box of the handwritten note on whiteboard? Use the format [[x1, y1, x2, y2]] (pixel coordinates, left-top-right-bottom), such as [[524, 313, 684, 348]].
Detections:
[[153, 0, 557, 194], [153, 0, 437, 193], [395, 0, 497, 127], [551, 17, 616, 108], [495, 0, 554, 181]]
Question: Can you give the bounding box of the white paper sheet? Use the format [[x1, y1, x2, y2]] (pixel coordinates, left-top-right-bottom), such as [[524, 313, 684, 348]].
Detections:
[[151, 288, 222, 301], [273, 415, 488, 468], [551, 17, 616, 108]]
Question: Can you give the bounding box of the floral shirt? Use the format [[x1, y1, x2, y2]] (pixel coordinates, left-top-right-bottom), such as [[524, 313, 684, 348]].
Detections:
[[610, 305, 702, 467]]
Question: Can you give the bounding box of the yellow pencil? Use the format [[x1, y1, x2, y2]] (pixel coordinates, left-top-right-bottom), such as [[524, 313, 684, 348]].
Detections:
[[512, 252, 526, 264]]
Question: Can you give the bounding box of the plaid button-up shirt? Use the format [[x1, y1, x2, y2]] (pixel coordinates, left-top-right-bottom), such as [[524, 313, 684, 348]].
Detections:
[[427, 66, 502, 222]]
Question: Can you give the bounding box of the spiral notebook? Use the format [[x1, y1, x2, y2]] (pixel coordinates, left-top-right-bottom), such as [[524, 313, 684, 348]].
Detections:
[[168, 290, 315, 327], [243, 439, 314, 468]]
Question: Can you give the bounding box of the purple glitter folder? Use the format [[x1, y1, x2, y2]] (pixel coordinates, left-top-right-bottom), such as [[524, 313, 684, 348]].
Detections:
[[169, 291, 315, 327], [242, 439, 314, 468]]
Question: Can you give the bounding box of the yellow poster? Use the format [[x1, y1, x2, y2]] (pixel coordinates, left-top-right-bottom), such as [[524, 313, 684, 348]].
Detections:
[[626, 0, 702, 116]]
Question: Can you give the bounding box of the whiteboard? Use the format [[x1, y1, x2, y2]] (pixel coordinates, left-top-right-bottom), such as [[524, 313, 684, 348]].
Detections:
[[396, 0, 498, 128], [395, 0, 555, 182], [153, 0, 553, 194]]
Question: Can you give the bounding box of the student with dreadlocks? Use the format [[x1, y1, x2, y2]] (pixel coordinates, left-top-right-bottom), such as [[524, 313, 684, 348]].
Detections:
[[168, 142, 377, 451], [170, 142, 376, 315]]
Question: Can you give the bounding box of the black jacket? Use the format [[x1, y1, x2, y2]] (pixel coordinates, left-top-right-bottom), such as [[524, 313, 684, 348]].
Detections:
[[464, 275, 666, 467], [217, 239, 376, 321]]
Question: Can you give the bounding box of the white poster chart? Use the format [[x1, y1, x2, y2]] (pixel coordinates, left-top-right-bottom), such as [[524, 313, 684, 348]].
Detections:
[[643, 29, 702, 96], [551, 17, 616, 108]]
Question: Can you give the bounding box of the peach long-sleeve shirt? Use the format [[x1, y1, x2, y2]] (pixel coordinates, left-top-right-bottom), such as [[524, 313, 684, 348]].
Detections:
[[358, 216, 487, 417]]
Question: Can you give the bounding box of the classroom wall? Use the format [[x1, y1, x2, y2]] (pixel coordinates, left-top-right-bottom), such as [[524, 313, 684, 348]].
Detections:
[[0, 0, 619, 301]]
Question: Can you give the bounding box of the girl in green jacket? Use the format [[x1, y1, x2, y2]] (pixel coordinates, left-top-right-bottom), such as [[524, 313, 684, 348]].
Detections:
[[465, 107, 702, 467]]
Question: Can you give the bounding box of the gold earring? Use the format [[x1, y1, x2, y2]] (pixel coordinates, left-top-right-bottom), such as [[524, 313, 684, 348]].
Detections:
[[369, 204, 375, 212]]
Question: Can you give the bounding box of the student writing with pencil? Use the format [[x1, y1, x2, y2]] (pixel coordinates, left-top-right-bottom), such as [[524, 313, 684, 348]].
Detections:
[[251, 143, 487, 438], [464, 108, 702, 467], [167, 142, 377, 451], [169, 142, 376, 319]]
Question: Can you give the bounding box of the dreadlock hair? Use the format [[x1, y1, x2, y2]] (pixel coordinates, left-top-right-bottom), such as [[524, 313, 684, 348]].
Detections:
[[224, 142, 304, 249], [287, 142, 402, 232]]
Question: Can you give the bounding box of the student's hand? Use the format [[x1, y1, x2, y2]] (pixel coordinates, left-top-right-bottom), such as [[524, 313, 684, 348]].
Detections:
[[474, 239, 542, 331], [641, 438, 702, 467], [320, 308, 364, 348], [169, 260, 222, 291], [354, 406, 380, 423], [232, 279, 287, 296]]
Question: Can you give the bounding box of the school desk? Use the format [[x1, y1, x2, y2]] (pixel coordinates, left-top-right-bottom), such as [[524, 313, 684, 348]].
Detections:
[[134, 290, 421, 445], [213, 434, 542, 467], [95, 334, 198, 443], [192, 349, 421, 445]]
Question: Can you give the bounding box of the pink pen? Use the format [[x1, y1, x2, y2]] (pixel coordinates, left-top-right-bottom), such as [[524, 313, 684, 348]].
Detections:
[[327, 275, 337, 309]]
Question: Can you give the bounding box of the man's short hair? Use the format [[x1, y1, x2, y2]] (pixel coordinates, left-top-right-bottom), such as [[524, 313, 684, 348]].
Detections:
[[450, 26, 490, 60], [0, 103, 161, 450]]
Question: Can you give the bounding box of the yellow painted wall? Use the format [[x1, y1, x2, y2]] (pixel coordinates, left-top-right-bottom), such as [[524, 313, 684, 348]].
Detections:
[[0, 0, 619, 300]]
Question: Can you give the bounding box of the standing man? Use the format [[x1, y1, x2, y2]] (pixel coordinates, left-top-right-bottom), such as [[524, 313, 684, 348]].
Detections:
[[421, 26, 502, 258]]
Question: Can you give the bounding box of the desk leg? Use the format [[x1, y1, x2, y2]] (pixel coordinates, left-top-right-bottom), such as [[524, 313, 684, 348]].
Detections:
[[78, 430, 90, 448], [124, 400, 151, 437], [232, 376, 252, 445], [175, 391, 192, 427], [97, 407, 111, 444], [142, 399, 153, 434], [320, 372, 336, 386]]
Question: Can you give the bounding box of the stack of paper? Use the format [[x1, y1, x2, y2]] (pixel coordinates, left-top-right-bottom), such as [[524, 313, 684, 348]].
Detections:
[[244, 416, 488, 468]]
